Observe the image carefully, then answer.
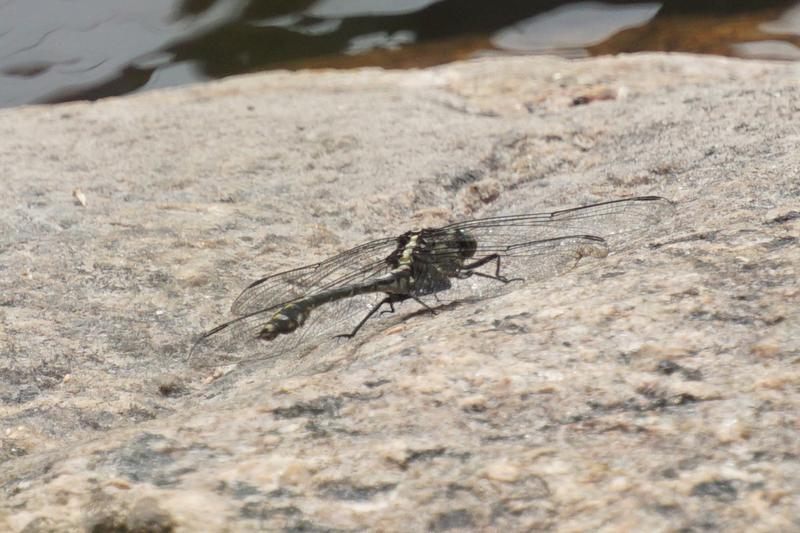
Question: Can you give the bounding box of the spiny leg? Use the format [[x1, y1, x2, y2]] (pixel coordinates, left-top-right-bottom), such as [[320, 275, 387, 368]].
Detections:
[[409, 294, 438, 315], [378, 300, 398, 317], [460, 254, 523, 283], [335, 295, 407, 340], [334, 291, 441, 341], [378, 294, 436, 316]]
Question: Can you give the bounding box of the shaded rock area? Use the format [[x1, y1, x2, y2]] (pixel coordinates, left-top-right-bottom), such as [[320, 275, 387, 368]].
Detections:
[[1, 54, 798, 531]]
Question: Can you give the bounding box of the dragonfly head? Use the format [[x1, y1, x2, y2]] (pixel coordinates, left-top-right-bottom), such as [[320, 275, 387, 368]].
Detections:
[[454, 229, 477, 259]]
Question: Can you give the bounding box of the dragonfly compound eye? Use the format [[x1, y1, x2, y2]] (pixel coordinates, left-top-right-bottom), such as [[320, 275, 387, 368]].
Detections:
[[456, 229, 478, 259]]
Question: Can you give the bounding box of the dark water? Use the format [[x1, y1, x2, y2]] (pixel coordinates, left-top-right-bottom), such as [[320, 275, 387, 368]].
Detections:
[[1, 0, 799, 108]]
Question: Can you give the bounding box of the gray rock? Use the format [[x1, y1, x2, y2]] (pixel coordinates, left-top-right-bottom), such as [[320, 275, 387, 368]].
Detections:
[[1, 53, 798, 531]]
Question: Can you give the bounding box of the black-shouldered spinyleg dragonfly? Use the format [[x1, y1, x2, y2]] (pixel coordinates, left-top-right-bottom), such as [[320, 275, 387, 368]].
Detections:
[[189, 196, 674, 367]]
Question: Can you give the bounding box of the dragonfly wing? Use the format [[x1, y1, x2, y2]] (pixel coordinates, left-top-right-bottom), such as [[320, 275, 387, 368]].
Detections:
[[230, 236, 400, 315], [189, 289, 398, 369], [445, 196, 675, 250]]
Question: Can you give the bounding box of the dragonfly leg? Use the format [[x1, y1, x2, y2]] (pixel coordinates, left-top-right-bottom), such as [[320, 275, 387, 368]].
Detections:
[[378, 300, 397, 317], [335, 294, 408, 339], [377, 294, 438, 315], [409, 294, 437, 315], [460, 254, 523, 283]]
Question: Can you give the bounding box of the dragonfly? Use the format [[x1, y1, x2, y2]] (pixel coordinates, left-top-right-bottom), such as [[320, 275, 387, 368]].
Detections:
[[188, 196, 674, 368]]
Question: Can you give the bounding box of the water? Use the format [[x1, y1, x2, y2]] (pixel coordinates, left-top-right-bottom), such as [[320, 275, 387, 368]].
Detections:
[[1, 1, 799, 108]]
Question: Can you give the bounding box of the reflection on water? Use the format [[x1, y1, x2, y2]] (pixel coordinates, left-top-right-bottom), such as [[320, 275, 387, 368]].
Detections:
[[492, 2, 662, 57], [0, 0, 244, 107], [0, 0, 799, 108], [308, 0, 444, 17]]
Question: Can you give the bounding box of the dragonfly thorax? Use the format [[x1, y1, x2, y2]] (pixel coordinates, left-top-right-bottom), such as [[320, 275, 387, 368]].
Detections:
[[410, 228, 475, 278]]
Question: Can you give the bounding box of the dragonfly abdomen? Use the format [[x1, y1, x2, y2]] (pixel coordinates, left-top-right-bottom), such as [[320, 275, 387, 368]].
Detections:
[[257, 267, 413, 341], [258, 301, 311, 340]]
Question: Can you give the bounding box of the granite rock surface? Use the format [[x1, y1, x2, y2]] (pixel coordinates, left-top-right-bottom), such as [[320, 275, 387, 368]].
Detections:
[[1, 53, 798, 531]]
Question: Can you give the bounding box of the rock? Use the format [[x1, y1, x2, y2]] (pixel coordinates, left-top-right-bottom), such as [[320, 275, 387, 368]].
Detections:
[[1, 53, 798, 531]]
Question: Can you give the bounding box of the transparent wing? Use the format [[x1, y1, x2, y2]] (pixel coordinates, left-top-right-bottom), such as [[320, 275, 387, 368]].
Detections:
[[189, 290, 396, 369], [441, 196, 675, 250], [230, 197, 672, 316], [230, 236, 400, 315], [190, 236, 610, 368]]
